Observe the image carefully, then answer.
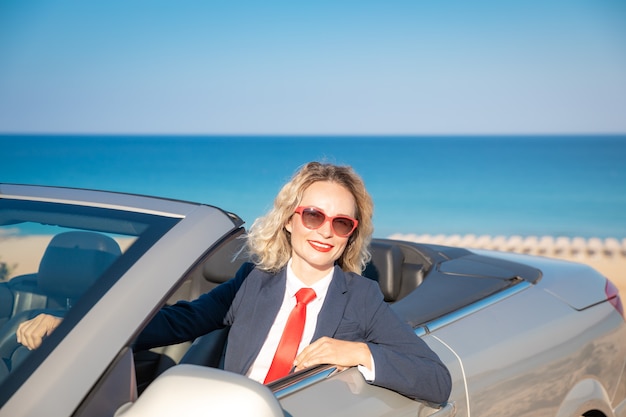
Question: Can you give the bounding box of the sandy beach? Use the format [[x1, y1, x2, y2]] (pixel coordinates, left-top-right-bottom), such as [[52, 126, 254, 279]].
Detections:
[[2, 234, 625, 299]]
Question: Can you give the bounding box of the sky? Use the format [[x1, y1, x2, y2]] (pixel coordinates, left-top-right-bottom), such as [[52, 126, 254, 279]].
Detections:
[[0, 0, 625, 135]]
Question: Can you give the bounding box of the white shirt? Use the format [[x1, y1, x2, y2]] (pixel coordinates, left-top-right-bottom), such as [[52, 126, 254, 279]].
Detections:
[[247, 260, 375, 383]]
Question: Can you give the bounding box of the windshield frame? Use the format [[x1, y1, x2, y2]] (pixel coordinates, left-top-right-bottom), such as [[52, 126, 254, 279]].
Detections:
[[0, 197, 181, 405]]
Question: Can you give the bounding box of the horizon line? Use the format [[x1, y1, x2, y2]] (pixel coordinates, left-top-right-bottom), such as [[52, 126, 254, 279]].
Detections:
[[2, 132, 626, 138]]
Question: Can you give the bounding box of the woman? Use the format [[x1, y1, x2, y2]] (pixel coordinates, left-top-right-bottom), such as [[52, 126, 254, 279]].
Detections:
[[17, 162, 451, 403], [222, 162, 451, 402]]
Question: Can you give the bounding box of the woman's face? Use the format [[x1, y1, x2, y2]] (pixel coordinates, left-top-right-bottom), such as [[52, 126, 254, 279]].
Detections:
[[285, 181, 356, 282]]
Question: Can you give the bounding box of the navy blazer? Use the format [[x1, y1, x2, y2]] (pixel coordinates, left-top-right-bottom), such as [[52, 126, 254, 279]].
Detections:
[[224, 265, 451, 403]]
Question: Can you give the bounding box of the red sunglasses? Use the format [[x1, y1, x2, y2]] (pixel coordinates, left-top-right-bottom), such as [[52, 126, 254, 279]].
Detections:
[[293, 206, 358, 237]]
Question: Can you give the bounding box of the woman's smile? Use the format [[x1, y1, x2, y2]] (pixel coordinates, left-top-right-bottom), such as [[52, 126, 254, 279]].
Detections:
[[308, 240, 334, 252]]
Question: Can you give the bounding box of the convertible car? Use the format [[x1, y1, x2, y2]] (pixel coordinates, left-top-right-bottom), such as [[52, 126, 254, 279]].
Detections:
[[0, 183, 624, 417]]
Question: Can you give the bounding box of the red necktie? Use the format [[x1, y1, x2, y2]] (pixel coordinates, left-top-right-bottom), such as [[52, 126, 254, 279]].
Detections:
[[264, 287, 317, 384]]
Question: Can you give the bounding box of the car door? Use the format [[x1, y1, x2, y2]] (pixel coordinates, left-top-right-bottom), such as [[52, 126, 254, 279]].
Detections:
[[0, 186, 243, 417]]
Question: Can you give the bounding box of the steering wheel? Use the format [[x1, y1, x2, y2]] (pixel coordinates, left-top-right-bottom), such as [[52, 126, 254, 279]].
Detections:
[[0, 309, 62, 374]]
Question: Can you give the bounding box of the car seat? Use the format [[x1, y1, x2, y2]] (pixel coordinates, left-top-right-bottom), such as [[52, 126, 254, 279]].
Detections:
[[0, 231, 122, 372]]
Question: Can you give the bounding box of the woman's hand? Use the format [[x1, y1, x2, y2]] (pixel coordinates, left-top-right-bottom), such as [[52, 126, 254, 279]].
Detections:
[[16, 314, 63, 350], [293, 337, 372, 372]]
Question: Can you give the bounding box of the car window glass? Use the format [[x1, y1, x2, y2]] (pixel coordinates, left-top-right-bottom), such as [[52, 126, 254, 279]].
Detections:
[[0, 198, 179, 393]]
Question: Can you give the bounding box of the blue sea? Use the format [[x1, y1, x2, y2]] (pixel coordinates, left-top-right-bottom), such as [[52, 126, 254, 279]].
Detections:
[[1, 135, 625, 239]]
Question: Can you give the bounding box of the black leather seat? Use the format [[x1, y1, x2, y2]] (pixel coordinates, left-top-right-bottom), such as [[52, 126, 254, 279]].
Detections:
[[182, 239, 414, 370], [202, 236, 248, 285], [363, 241, 405, 302], [202, 237, 413, 303]]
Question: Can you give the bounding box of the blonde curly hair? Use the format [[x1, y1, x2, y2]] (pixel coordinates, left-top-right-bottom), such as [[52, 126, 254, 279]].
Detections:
[[245, 161, 373, 274]]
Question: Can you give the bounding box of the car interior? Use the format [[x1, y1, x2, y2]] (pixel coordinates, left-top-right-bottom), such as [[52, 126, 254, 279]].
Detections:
[[132, 235, 447, 392], [0, 231, 123, 378], [0, 199, 175, 393], [0, 213, 541, 400], [132, 232, 541, 393]]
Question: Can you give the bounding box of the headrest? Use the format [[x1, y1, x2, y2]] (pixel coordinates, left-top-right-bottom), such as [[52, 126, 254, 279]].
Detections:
[[38, 232, 122, 300], [363, 241, 404, 302], [202, 237, 248, 284]]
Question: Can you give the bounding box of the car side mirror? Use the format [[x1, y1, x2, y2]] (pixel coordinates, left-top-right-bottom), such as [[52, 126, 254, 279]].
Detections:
[[114, 364, 284, 417]]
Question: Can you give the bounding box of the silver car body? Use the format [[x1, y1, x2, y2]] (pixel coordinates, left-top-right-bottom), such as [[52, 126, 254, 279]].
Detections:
[[0, 184, 624, 417]]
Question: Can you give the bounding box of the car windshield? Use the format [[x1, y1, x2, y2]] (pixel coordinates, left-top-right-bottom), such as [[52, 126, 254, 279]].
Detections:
[[0, 198, 180, 388]]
